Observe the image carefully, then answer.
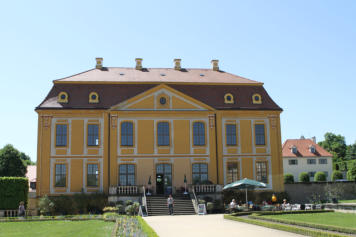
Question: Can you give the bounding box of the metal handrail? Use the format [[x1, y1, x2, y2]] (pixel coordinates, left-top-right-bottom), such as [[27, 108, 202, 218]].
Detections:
[[142, 186, 148, 216], [191, 185, 199, 214]]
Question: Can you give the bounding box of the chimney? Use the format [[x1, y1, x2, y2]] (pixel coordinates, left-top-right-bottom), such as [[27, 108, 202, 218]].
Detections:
[[312, 136, 316, 143], [174, 58, 181, 70], [211, 59, 219, 71], [300, 135, 305, 139], [95, 57, 103, 69], [135, 58, 143, 70]]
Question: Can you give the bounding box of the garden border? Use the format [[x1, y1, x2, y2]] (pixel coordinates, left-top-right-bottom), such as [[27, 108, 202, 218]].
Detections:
[[224, 214, 348, 237]]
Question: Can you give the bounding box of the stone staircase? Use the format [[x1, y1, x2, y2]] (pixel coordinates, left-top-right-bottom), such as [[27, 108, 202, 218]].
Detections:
[[146, 194, 196, 216]]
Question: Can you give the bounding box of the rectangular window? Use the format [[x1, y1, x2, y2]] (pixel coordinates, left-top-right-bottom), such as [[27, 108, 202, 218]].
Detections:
[[192, 163, 208, 184], [226, 162, 239, 184], [55, 164, 66, 187], [193, 122, 205, 146], [226, 124, 237, 146], [307, 159, 316, 165], [121, 122, 134, 146], [256, 161, 268, 183], [308, 171, 316, 178], [87, 164, 99, 187], [324, 171, 328, 177], [119, 164, 135, 186], [88, 124, 99, 146], [319, 159, 327, 164], [56, 124, 67, 147], [289, 159, 298, 165], [157, 122, 170, 146], [255, 124, 265, 145]]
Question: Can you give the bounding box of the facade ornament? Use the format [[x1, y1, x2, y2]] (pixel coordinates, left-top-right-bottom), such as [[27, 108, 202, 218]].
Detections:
[[111, 114, 118, 128], [208, 114, 215, 128], [268, 115, 277, 129], [42, 115, 52, 128]]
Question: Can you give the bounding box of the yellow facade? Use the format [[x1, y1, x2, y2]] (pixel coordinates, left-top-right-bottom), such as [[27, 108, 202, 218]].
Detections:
[[36, 71, 284, 197]]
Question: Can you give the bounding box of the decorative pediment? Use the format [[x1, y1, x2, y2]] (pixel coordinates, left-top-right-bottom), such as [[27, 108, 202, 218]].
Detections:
[[110, 84, 214, 111]]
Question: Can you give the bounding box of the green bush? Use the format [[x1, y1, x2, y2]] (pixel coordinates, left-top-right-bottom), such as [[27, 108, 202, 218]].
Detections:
[[125, 200, 133, 206], [103, 212, 120, 220], [347, 166, 356, 181], [314, 172, 327, 182], [299, 172, 310, 182], [39, 192, 108, 215], [103, 206, 118, 213], [38, 195, 55, 215], [0, 177, 28, 209], [115, 204, 124, 214], [331, 171, 343, 181], [206, 202, 214, 213], [284, 173, 294, 184]]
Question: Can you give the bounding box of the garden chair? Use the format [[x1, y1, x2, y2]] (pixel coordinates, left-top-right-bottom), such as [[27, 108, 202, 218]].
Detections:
[[284, 204, 292, 211], [291, 204, 301, 211], [305, 204, 312, 210], [315, 204, 322, 209]]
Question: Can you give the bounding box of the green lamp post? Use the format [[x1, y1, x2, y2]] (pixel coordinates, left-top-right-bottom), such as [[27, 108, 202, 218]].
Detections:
[[184, 174, 188, 194], [147, 176, 152, 196]]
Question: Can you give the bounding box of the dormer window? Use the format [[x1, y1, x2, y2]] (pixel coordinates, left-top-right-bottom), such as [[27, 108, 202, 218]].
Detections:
[[309, 145, 316, 154], [291, 146, 297, 154], [252, 93, 262, 104], [58, 92, 68, 103], [89, 92, 99, 103], [224, 93, 234, 104]]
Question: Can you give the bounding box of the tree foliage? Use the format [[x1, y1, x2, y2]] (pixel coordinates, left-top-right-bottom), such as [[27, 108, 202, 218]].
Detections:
[[345, 143, 356, 160], [331, 171, 343, 181], [299, 172, 310, 182], [347, 166, 356, 181], [318, 133, 347, 162], [284, 173, 294, 184], [314, 172, 327, 182], [0, 144, 27, 177]]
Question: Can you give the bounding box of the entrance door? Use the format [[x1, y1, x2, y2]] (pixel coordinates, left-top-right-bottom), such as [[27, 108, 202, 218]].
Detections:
[[156, 164, 172, 195], [156, 174, 164, 195]]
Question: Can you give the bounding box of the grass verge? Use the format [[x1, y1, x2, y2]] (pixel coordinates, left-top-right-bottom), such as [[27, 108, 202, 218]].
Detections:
[[138, 216, 159, 237], [224, 214, 348, 237], [249, 213, 356, 234], [338, 200, 356, 204]]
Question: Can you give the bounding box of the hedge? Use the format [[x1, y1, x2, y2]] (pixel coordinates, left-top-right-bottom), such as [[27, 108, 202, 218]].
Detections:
[[250, 214, 356, 235], [299, 172, 310, 182], [314, 172, 327, 182], [224, 214, 347, 237], [0, 177, 28, 210], [284, 173, 294, 184]]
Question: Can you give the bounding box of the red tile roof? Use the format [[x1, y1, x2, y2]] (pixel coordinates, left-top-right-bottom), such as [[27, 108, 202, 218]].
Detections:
[[282, 139, 332, 158], [26, 165, 36, 191], [54, 68, 263, 85]]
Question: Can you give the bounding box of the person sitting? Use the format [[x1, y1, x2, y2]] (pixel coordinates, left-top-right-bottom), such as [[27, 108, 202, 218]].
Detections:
[[229, 199, 237, 213]]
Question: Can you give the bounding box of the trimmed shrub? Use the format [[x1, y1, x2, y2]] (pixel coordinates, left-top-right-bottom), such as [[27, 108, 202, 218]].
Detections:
[[347, 166, 356, 181], [299, 172, 310, 183], [314, 172, 327, 182], [103, 206, 118, 213], [38, 195, 55, 215], [0, 177, 28, 209], [331, 171, 343, 181], [284, 173, 294, 184]]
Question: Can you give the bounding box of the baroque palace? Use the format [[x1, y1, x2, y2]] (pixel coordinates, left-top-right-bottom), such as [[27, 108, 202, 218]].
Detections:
[[36, 58, 284, 197]]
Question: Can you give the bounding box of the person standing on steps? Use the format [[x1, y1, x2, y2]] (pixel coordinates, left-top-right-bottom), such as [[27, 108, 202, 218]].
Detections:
[[167, 195, 174, 215]]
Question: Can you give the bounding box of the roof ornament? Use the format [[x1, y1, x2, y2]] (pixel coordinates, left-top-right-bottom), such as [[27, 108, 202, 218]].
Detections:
[[211, 59, 219, 71], [135, 58, 143, 70], [174, 58, 181, 70], [95, 57, 103, 69]]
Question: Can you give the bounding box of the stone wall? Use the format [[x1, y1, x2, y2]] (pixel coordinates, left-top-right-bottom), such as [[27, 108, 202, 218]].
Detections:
[[285, 181, 356, 203]]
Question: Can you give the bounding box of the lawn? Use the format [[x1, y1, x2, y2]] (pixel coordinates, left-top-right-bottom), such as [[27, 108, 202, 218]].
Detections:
[[266, 212, 356, 229], [338, 199, 356, 203], [0, 220, 115, 237]]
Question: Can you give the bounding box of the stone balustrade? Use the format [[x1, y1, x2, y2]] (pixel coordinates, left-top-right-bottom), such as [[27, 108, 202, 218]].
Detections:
[[193, 184, 216, 193]]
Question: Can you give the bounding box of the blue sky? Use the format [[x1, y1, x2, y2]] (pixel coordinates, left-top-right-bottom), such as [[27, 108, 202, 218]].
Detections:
[[0, 0, 355, 161]]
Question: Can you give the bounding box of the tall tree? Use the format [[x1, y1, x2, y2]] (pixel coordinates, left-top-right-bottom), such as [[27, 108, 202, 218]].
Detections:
[[19, 152, 35, 165], [0, 144, 27, 177], [318, 132, 347, 162], [345, 142, 356, 160]]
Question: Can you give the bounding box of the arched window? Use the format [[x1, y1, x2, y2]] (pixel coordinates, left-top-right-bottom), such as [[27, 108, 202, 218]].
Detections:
[[193, 122, 205, 146], [224, 93, 234, 104], [89, 92, 99, 103], [157, 122, 170, 146], [252, 93, 262, 104], [121, 122, 133, 146], [58, 92, 68, 103]]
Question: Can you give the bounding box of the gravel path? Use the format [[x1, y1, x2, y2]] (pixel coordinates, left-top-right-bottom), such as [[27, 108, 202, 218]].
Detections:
[[144, 214, 303, 237]]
